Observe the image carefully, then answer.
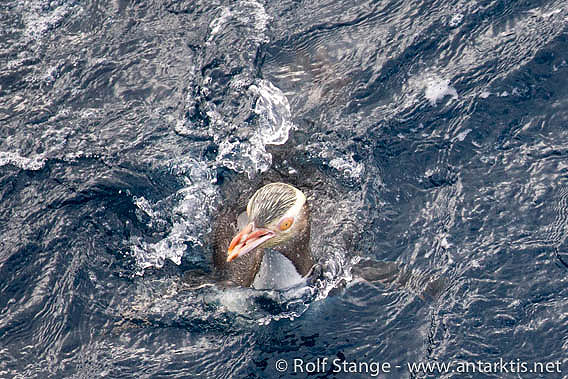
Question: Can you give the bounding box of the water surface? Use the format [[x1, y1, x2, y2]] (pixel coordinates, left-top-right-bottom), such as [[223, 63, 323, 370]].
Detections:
[[1, 0, 568, 377]]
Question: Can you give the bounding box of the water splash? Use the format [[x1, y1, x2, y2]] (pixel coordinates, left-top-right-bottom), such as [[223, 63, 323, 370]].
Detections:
[[424, 78, 458, 106], [129, 159, 218, 274], [250, 80, 294, 146], [216, 80, 294, 178], [208, 0, 270, 45]]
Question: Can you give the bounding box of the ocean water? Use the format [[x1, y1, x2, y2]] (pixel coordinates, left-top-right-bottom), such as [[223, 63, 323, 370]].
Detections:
[[1, 0, 568, 377]]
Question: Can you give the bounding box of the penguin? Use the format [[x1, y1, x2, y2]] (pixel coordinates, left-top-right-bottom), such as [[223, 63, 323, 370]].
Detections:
[[213, 182, 314, 288]]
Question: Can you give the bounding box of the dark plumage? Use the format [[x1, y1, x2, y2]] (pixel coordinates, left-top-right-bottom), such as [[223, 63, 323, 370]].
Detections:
[[213, 182, 314, 287]]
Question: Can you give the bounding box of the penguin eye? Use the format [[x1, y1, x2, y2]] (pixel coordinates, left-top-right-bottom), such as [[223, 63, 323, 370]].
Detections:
[[278, 217, 294, 231]]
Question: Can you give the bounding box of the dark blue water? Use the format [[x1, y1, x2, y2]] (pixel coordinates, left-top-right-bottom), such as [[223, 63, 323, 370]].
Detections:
[[2, 0, 568, 377]]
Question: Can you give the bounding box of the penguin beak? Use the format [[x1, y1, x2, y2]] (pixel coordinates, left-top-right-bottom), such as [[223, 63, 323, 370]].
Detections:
[[227, 223, 275, 262]]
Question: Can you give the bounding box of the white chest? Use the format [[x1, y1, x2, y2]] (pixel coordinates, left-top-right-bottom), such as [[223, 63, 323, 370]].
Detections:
[[252, 250, 304, 290]]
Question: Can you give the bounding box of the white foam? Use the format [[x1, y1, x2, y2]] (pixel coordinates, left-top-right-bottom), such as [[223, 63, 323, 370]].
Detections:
[[209, 281, 313, 321], [22, 0, 79, 41], [211, 288, 252, 314], [329, 156, 364, 180], [425, 78, 458, 106], [449, 13, 464, 27], [455, 128, 471, 142], [0, 152, 46, 170], [311, 144, 364, 182]]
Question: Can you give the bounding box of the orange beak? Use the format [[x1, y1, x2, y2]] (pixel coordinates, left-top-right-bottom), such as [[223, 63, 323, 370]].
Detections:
[[227, 223, 275, 262]]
